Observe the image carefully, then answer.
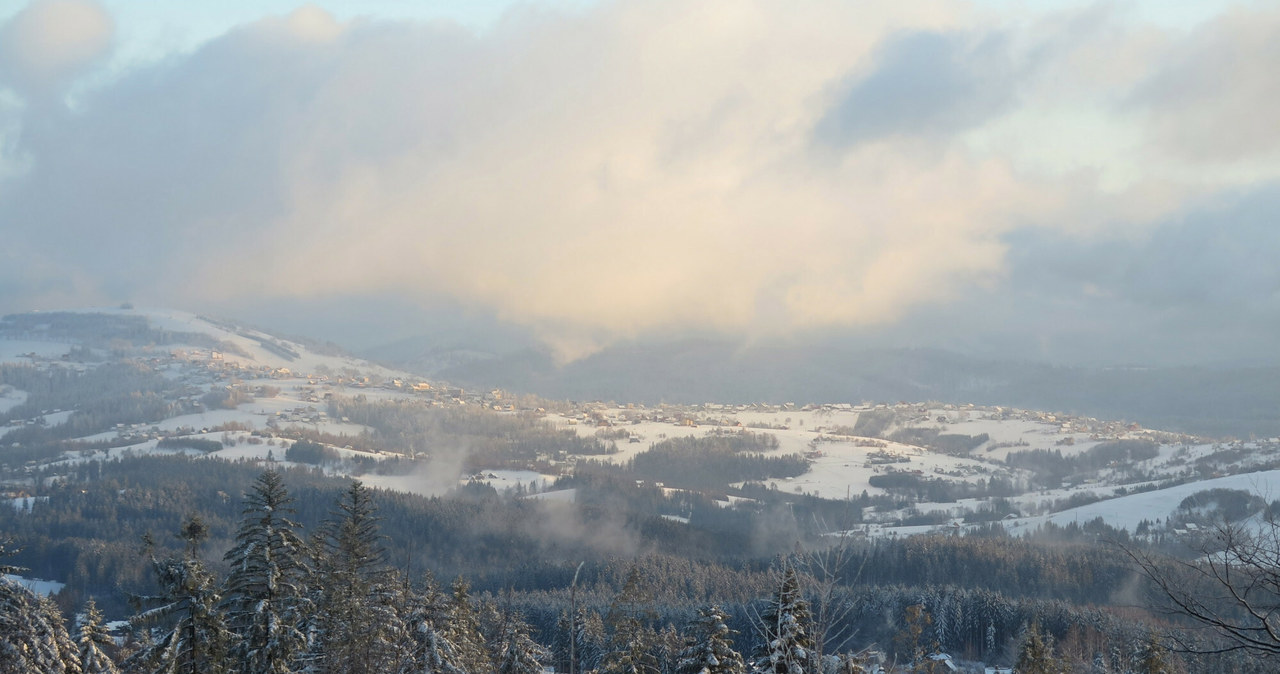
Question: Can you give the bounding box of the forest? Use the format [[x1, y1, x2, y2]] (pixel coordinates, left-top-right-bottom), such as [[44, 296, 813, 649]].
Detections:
[[2, 453, 1272, 673]]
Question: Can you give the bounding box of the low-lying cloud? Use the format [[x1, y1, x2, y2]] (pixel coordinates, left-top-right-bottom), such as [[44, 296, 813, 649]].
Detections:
[[1, 0, 1278, 361]]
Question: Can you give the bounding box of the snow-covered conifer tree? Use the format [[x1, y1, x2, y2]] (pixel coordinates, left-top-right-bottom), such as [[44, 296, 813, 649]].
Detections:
[[494, 610, 549, 674], [125, 517, 231, 674], [601, 621, 661, 674], [1134, 635, 1176, 674], [677, 605, 744, 674], [1014, 621, 1065, 674], [397, 575, 464, 674], [77, 599, 119, 674], [445, 577, 495, 674], [221, 470, 311, 674], [305, 480, 403, 674], [0, 575, 82, 674], [42, 592, 82, 674], [752, 565, 813, 674], [602, 568, 660, 674]]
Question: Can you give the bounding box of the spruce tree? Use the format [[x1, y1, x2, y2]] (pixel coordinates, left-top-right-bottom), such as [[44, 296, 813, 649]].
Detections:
[[306, 480, 403, 674], [1135, 635, 1177, 674], [752, 565, 813, 674], [77, 599, 119, 674], [494, 610, 549, 674], [603, 568, 660, 674], [221, 470, 311, 674], [892, 604, 936, 673], [677, 605, 744, 674], [1014, 621, 1065, 674], [42, 592, 83, 674], [125, 518, 231, 674], [0, 576, 82, 674], [555, 606, 606, 674], [446, 577, 495, 674], [398, 574, 464, 674]]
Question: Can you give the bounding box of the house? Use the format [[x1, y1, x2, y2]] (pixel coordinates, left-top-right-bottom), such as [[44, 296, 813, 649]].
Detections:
[[927, 653, 958, 672]]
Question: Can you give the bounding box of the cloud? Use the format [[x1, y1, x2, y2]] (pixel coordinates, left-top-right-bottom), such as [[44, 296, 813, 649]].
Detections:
[[1008, 184, 1280, 310], [816, 29, 1020, 146], [1129, 6, 1280, 163], [0, 0, 113, 95], [0, 0, 1277, 363]]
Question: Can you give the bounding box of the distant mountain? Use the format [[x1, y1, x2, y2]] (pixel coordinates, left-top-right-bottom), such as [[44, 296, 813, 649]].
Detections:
[[0, 307, 398, 378], [418, 338, 1280, 438], [11, 308, 1278, 439]]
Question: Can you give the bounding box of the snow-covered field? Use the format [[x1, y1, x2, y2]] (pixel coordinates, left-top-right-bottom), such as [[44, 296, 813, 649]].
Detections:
[[0, 339, 72, 362], [547, 409, 1018, 501], [0, 386, 27, 414], [3, 574, 65, 596], [1015, 470, 1280, 533]]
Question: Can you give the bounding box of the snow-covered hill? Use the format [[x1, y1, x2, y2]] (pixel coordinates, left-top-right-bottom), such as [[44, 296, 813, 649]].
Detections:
[[4, 306, 1279, 539]]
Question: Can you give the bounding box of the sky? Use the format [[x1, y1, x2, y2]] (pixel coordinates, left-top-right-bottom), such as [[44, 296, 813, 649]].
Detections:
[[0, 0, 1278, 365]]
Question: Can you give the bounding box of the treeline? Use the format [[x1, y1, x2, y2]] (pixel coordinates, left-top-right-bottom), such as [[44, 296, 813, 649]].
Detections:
[[2, 472, 1218, 674], [3, 456, 776, 618], [155, 437, 223, 453], [0, 362, 188, 445], [626, 434, 804, 489], [1006, 440, 1160, 488], [886, 428, 989, 455], [867, 471, 1018, 503], [1, 475, 557, 674]]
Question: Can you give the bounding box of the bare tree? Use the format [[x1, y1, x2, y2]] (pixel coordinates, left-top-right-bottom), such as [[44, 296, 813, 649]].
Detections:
[[1125, 518, 1280, 659], [793, 535, 866, 663]]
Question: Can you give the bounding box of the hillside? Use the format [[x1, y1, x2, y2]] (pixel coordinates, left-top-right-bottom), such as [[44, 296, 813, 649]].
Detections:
[[3, 307, 1277, 672]]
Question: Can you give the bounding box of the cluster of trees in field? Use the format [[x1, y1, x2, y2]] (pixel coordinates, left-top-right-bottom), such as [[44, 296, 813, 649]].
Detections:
[[624, 434, 805, 490], [885, 429, 989, 456], [866, 472, 1018, 503], [1005, 440, 1160, 488]]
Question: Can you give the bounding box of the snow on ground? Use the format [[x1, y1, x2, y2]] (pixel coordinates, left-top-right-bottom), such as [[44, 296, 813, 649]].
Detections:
[[361, 471, 459, 498], [38, 410, 74, 426], [1004, 470, 1280, 534], [552, 411, 1012, 501], [464, 469, 560, 492], [0, 339, 72, 362], [71, 400, 374, 445], [0, 386, 26, 414], [127, 307, 404, 377], [7, 306, 407, 380], [946, 417, 1100, 460], [7, 496, 46, 512], [3, 574, 65, 596]]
